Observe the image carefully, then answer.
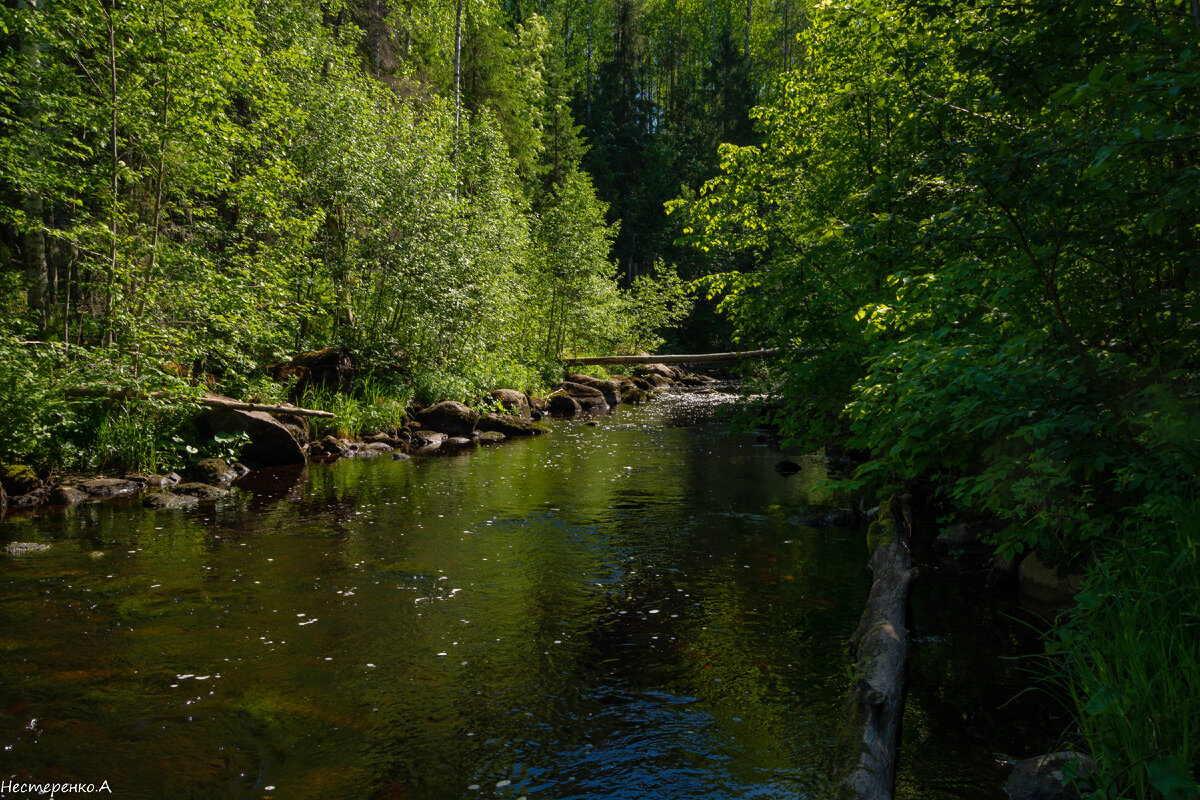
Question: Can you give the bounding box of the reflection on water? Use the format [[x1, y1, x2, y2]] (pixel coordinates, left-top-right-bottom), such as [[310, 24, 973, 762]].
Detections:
[[1, 393, 866, 799], [1, 391, 1053, 799]]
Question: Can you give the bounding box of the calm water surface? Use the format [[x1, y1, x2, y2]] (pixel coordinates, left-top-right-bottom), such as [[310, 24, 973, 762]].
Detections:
[[1, 392, 1054, 799]]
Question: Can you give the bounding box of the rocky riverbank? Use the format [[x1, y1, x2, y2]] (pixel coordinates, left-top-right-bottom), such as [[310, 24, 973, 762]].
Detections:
[[0, 363, 720, 527]]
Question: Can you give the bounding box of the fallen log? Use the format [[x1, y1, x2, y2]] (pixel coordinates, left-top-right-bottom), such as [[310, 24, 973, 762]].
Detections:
[[842, 493, 917, 800], [65, 388, 335, 418], [563, 348, 781, 366]]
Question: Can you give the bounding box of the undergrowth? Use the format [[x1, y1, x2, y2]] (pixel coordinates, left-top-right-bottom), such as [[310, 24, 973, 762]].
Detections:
[[1049, 502, 1200, 799]]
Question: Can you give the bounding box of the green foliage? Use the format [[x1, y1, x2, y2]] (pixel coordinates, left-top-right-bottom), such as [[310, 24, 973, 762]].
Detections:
[[1, 0, 695, 470], [624, 262, 695, 353], [0, 339, 59, 466], [675, 0, 1200, 562], [674, 5, 1200, 789], [1050, 507, 1200, 799]]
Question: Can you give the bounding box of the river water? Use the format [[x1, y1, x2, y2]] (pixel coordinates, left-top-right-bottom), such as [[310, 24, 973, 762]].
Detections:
[[1, 391, 1057, 799]]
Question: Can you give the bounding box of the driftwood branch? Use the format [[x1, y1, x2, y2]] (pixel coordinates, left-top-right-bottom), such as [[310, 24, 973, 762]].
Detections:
[[563, 348, 781, 366], [65, 388, 336, 418], [843, 493, 917, 800]]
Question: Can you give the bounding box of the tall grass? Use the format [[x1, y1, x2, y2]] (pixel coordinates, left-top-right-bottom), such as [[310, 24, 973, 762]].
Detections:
[[301, 376, 409, 440], [1050, 506, 1200, 799]]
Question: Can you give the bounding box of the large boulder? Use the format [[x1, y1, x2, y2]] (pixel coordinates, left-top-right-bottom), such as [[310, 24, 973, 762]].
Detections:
[[592, 379, 624, 406], [489, 389, 531, 419], [49, 486, 89, 507], [203, 405, 307, 466], [548, 394, 581, 415], [558, 382, 608, 411], [564, 375, 621, 403], [415, 401, 478, 437], [1019, 552, 1084, 606], [0, 464, 41, 496], [272, 347, 355, 397], [476, 413, 550, 436], [635, 363, 683, 381]]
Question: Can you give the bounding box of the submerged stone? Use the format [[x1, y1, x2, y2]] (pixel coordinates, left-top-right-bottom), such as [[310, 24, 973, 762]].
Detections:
[[143, 492, 201, 510], [5, 542, 50, 557]]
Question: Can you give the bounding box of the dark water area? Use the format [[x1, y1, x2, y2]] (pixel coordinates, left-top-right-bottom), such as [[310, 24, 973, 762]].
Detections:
[[2, 392, 1057, 799]]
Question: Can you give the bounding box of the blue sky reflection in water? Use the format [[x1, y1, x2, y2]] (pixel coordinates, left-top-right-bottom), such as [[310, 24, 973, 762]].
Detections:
[[0, 392, 867, 799]]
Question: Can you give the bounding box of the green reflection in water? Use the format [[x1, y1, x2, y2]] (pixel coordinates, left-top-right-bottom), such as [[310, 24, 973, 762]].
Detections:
[[3, 395, 870, 799]]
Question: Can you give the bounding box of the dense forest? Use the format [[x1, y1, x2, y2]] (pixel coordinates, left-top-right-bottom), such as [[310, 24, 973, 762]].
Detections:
[[3, 0, 1199, 796]]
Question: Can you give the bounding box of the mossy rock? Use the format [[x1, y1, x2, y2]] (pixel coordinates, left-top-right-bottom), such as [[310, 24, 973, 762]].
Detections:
[[0, 464, 42, 495], [488, 389, 531, 419], [620, 388, 649, 405], [191, 458, 237, 485], [415, 401, 478, 437]]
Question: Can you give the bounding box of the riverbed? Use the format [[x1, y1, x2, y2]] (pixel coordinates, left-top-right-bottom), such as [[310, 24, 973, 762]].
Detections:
[[1, 391, 1056, 799]]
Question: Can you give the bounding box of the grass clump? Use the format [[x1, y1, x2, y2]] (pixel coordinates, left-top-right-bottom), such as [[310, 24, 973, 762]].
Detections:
[[1050, 505, 1200, 799], [301, 376, 410, 440]]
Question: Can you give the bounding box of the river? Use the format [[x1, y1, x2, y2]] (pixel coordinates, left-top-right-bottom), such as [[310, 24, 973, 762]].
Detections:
[[0, 390, 1057, 799]]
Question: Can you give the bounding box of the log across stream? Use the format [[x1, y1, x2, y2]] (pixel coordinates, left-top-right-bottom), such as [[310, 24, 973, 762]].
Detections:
[[0, 391, 1060, 799]]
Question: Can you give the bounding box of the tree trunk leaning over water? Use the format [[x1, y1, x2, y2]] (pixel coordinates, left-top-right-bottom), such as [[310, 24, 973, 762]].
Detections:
[[65, 388, 336, 418], [563, 348, 781, 366], [842, 493, 916, 800]]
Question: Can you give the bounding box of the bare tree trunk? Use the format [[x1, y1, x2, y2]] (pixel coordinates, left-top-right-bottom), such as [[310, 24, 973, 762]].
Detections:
[[745, 0, 751, 61], [564, 348, 782, 365], [103, 0, 120, 347], [842, 493, 916, 800], [586, 0, 593, 125], [454, 0, 463, 131], [709, 0, 716, 65], [781, 0, 789, 70]]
